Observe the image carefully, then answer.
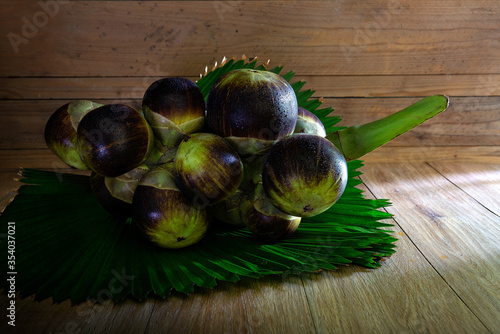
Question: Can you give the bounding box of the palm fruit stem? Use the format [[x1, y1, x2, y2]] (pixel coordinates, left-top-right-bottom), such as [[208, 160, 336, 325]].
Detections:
[[326, 95, 450, 161]]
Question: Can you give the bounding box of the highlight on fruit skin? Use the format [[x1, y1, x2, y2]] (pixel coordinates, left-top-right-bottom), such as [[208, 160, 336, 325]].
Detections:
[[294, 106, 326, 137], [206, 68, 298, 156], [142, 77, 206, 151], [132, 164, 210, 249], [174, 132, 244, 207], [76, 104, 154, 178], [241, 183, 301, 243], [262, 134, 348, 218], [44, 100, 103, 170]]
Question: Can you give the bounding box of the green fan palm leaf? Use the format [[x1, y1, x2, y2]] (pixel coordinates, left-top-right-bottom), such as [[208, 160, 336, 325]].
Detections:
[[0, 161, 396, 303]]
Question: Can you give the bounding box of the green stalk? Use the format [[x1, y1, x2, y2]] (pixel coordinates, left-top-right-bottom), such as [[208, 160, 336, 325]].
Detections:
[[326, 95, 449, 160]]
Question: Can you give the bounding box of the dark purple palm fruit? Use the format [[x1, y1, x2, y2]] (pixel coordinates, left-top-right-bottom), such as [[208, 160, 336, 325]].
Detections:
[[132, 164, 210, 249], [142, 77, 206, 163], [44, 100, 103, 169], [76, 104, 154, 178], [262, 134, 348, 217], [90, 165, 150, 217], [206, 69, 298, 156], [240, 183, 301, 243]]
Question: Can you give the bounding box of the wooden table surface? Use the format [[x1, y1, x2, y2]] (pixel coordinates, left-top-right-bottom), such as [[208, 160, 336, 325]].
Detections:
[[1, 1, 499, 333]]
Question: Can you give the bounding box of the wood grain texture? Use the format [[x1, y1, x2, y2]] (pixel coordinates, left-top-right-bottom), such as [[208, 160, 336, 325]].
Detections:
[[0, 0, 499, 332], [301, 182, 489, 334], [1, 96, 498, 151], [361, 146, 500, 163], [0, 172, 19, 212], [143, 276, 315, 334], [1, 1, 499, 77], [360, 162, 500, 332], [2, 74, 500, 100], [0, 297, 155, 334], [331, 97, 500, 147], [1, 163, 498, 333], [428, 161, 500, 216], [1, 146, 499, 170]]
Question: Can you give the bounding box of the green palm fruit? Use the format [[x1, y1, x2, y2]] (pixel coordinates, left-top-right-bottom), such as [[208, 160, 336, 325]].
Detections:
[[132, 164, 210, 249], [262, 134, 348, 217], [174, 133, 244, 206]]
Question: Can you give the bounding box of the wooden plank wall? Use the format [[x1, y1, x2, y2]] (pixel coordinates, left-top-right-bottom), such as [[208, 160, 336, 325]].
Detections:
[[0, 0, 499, 169], [0, 2, 499, 333]]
